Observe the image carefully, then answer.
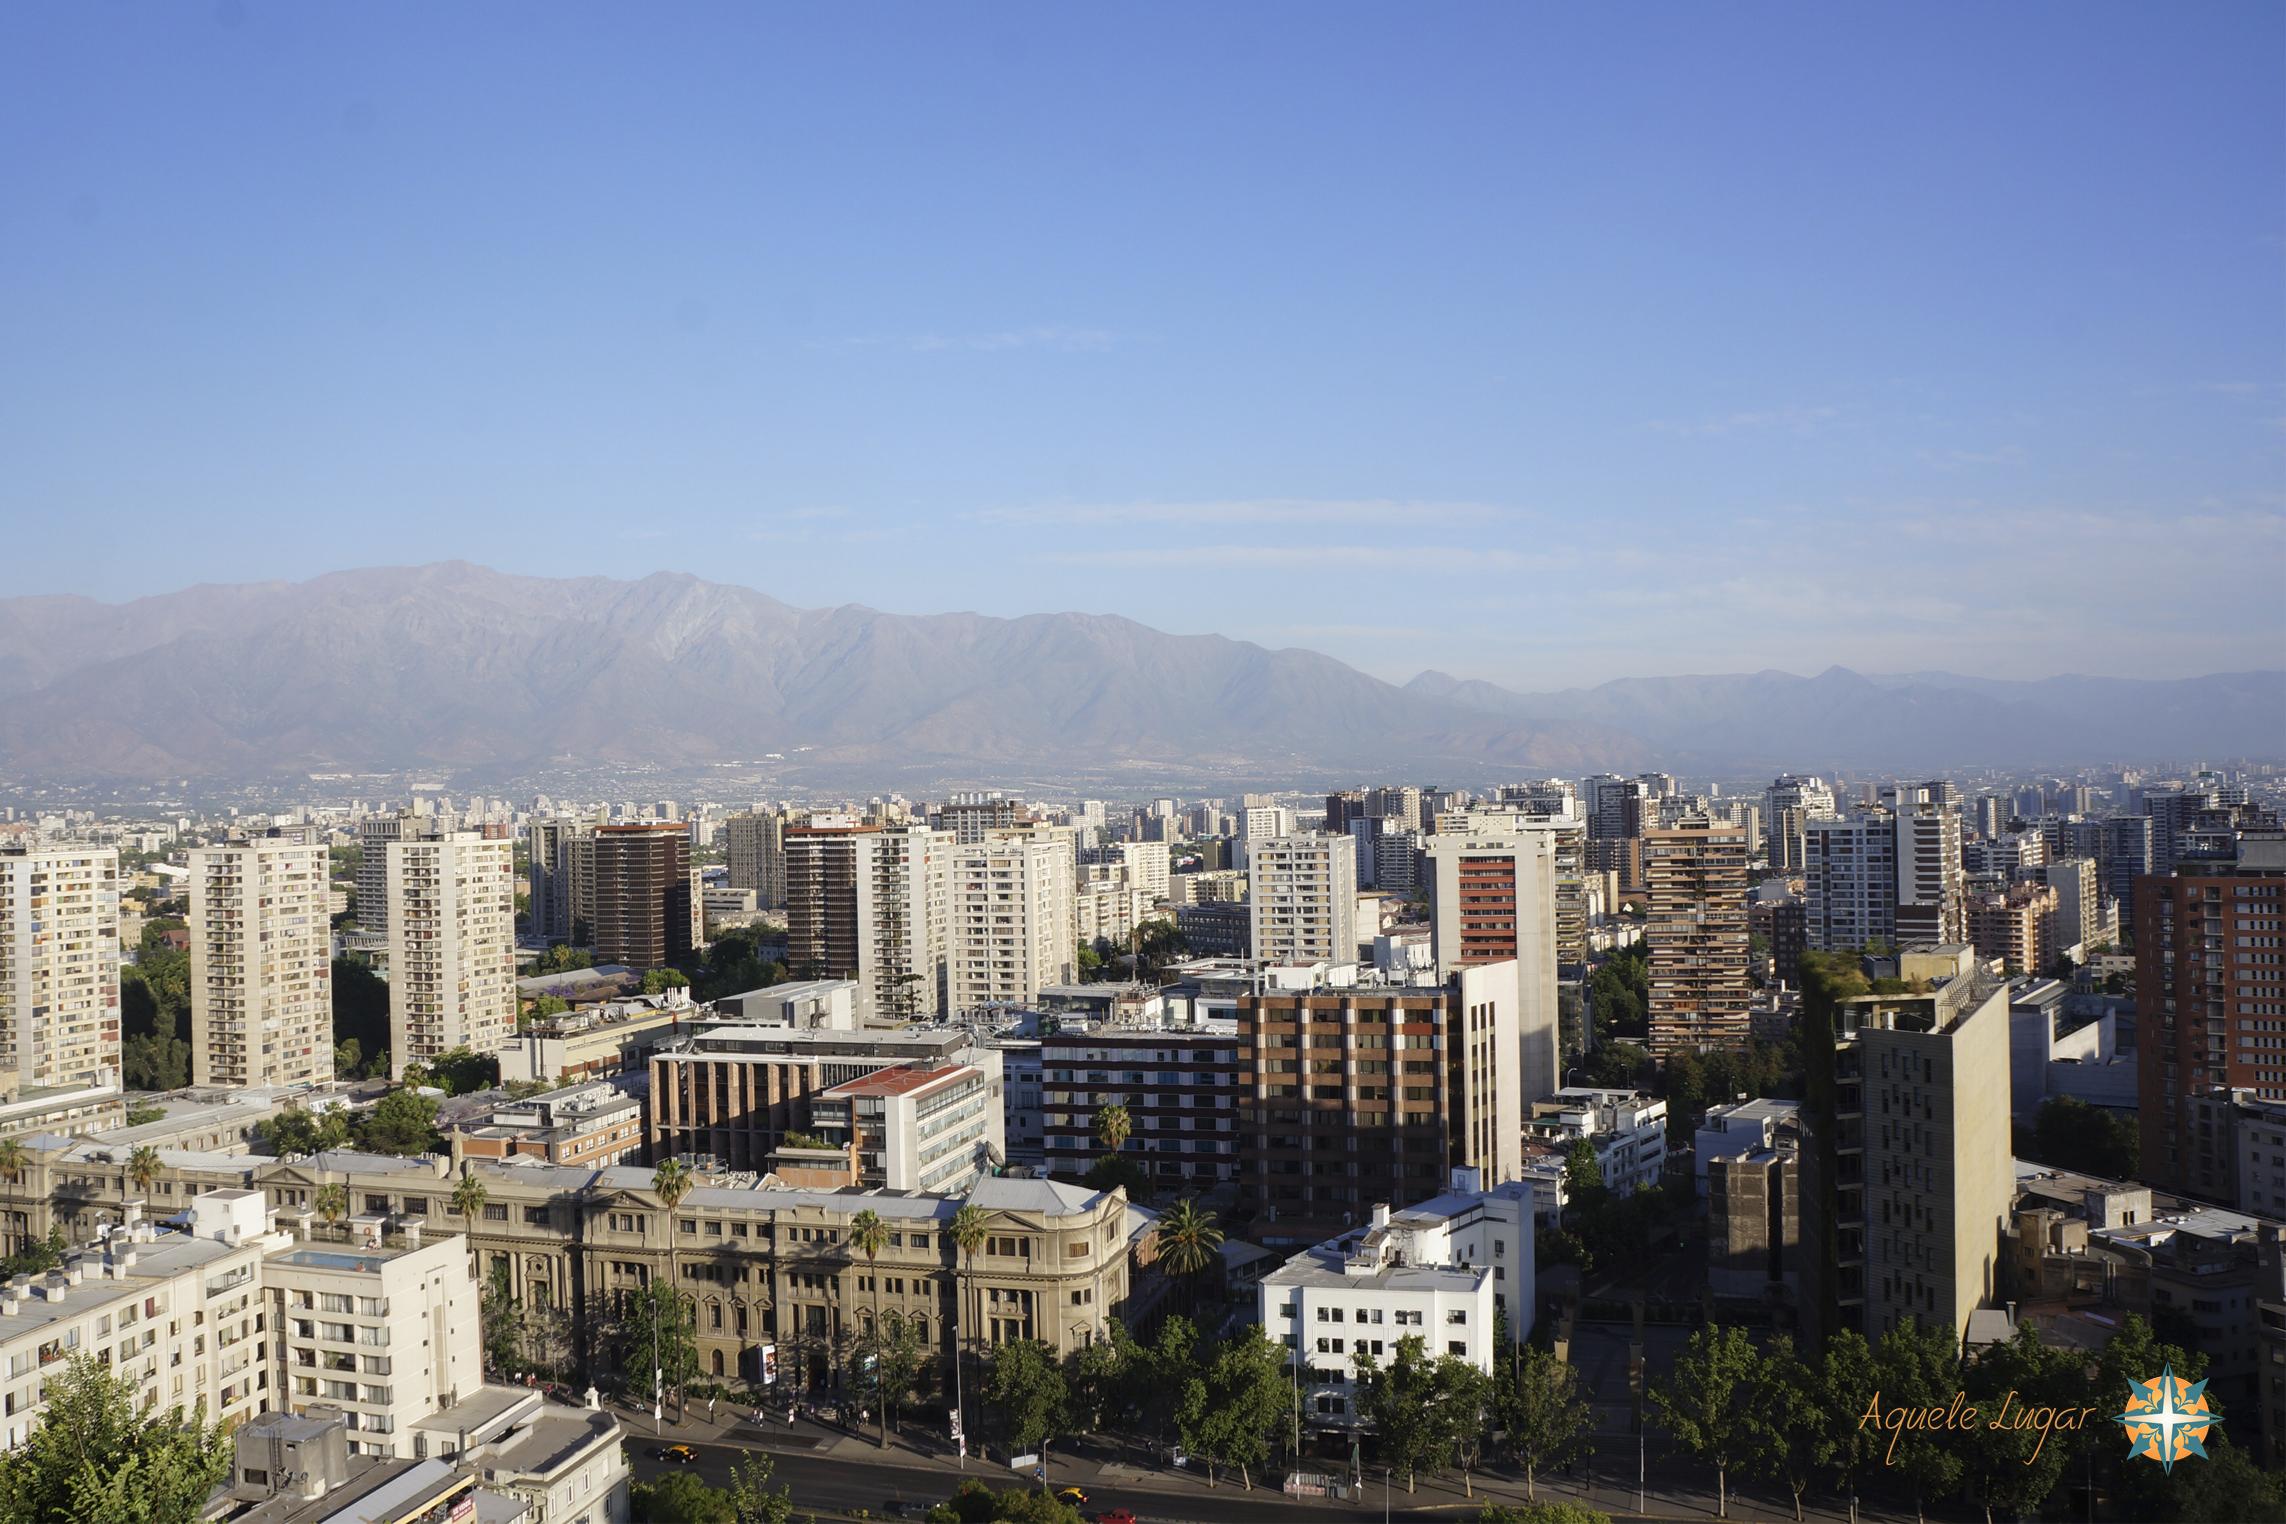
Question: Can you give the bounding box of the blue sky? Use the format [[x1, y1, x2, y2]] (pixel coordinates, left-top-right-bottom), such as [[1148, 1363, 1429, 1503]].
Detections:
[[3, 2, 2280, 686]]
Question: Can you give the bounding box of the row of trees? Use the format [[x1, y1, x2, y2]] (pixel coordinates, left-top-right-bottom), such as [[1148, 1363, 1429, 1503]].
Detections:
[[0, 1355, 232, 1524], [1647, 1317, 2282, 1523], [626, 1452, 792, 1524]]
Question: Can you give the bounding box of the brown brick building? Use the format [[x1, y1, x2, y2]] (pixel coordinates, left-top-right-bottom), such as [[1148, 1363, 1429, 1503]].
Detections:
[[1644, 821, 1751, 1053], [590, 823, 696, 970], [2136, 836, 2286, 1193]]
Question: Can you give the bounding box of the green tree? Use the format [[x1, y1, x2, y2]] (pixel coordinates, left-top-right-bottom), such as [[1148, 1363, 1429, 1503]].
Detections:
[[1648, 1324, 1767, 1519], [1066, 1324, 1129, 1435], [1132, 1315, 1202, 1448], [1080, 1153, 1149, 1200], [313, 1184, 348, 1233], [849, 1208, 891, 1447], [1871, 1318, 1964, 1522], [2024, 1095, 2138, 1181], [1813, 1328, 1884, 1518], [452, 1168, 489, 1222], [1562, 1139, 1604, 1200], [1959, 1325, 2079, 1524], [0, 1227, 66, 1279], [2093, 1315, 2211, 1522], [1093, 1104, 1131, 1155], [642, 967, 690, 995], [427, 1046, 500, 1096], [725, 1451, 794, 1524], [1151, 1198, 1224, 1310], [122, 1102, 164, 1127], [125, 1146, 161, 1198], [983, 1339, 1070, 1458], [1352, 1334, 1464, 1492], [0, 1353, 230, 1524], [481, 1257, 523, 1373], [330, 955, 390, 1057], [333, 1039, 363, 1078], [630, 1471, 735, 1524], [1747, 1336, 1823, 1522], [924, 1479, 1085, 1524], [950, 1200, 989, 1447], [0, 1138, 25, 1188], [1188, 1325, 1290, 1489], [857, 1311, 928, 1443], [1473, 1506, 1613, 1524], [1496, 1345, 1593, 1500], [527, 995, 570, 1019], [619, 1278, 700, 1418], [358, 1088, 441, 1154]]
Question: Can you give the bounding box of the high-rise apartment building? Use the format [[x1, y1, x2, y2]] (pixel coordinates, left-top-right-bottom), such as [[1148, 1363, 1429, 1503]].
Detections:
[[1886, 782, 1965, 947], [948, 834, 1075, 1011], [783, 819, 952, 1024], [2136, 835, 2286, 1192], [1237, 963, 1521, 1241], [1802, 973, 2013, 1345], [1248, 834, 1358, 966], [1643, 821, 1751, 1052], [525, 815, 588, 944], [1966, 881, 2057, 975], [1765, 775, 1838, 873], [1114, 839, 1171, 903], [1323, 790, 1368, 836], [386, 831, 516, 1079], [1425, 828, 1561, 1105], [589, 823, 697, 971], [189, 834, 332, 1089], [2103, 815, 2156, 933], [936, 793, 1022, 845], [0, 844, 120, 1107], [355, 812, 443, 934], [1040, 1028, 1241, 1189], [1805, 812, 1899, 952], [2042, 856, 2106, 954], [724, 809, 789, 908]]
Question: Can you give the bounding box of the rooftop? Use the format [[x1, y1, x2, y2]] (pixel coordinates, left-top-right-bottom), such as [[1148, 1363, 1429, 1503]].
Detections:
[[817, 1064, 975, 1100]]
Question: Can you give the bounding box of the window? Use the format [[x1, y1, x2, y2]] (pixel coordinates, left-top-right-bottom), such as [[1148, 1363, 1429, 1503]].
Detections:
[[1449, 1340, 1466, 1357], [483, 1204, 508, 1222], [523, 1207, 549, 1225], [1446, 1310, 1467, 1325]]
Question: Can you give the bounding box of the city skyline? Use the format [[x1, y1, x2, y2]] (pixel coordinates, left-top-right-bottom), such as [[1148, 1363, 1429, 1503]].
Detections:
[[4, 3, 2281, 685]]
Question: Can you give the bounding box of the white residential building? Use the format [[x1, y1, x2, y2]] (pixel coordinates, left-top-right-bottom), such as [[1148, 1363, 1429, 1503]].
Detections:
[[1806, 812, 1899, 952], [269, 1223, 484, 1458], [808, 1062, 1000, 1194], [1424, 827, 1563, 1109], [1249, 834, 1359, 966], [0, 1194, 272, 1450], [191, 834, 333, 1090], [0, 843, 122, 1108], [1116, 839, 1172, 903], [948, 835, 1075, 1011], [1529, 1087, 1669, 1195], [386, 832, 517, 1079], [1260, 1174, 1534, 1430]]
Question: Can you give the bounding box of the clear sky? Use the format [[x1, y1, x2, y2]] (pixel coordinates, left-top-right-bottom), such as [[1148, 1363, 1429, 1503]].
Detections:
[[4, 2, 2280, 687]]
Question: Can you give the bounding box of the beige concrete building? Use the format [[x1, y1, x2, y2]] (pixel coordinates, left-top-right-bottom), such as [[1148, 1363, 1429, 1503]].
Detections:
[[386, 832, 516, 1078], [724, 808, 789, 909], [0, 843, 121, 1114], [1831, 974, 2015, 1341], [949, 834, 1074, 1012], [192, 834, 333, 1089], [1968, 881, 2058, 975], [1248, 833, 1359, 967], [0, 1141, 1157, 1402]]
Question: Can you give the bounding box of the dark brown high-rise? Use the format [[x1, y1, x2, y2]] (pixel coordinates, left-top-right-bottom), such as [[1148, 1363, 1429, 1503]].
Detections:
[[591, 823, 696, 970], [2136, 835, 2286, 1195]]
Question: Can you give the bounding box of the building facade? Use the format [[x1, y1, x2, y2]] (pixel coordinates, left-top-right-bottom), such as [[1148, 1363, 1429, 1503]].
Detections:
[[191, 834, 333, 1089], [386, 832, 517, 1078], [589, 824, 698, 972], [1425, 826, 1562, 1108], [1249, 834, 1358, 967], [0, 843, 121, 1111], [1643, 822, 1751, 1052]]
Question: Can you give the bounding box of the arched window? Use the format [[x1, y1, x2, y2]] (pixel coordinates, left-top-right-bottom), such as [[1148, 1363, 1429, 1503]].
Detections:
[[711, 1349, 725, 1376]]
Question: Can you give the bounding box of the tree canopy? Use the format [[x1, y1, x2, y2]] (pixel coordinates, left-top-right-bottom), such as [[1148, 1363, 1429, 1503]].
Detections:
[[0, 1354, 231, 1524]]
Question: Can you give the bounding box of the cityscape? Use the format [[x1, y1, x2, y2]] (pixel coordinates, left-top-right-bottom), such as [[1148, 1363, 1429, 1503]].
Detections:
[[3, 6, 2282, 1524]]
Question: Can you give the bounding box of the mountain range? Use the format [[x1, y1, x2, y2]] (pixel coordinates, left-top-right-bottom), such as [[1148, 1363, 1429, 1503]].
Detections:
[[0, 564, 2275, 786]]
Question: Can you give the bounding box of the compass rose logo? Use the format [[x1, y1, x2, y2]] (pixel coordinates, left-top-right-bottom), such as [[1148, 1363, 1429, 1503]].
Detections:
[[2117, 1363, 2222, 1473]]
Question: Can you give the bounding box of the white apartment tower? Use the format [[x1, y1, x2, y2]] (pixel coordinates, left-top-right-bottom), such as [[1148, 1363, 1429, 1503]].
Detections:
[[949, 835, 1075, 1011], [1249, 833, 1359, 966], [1806, 812, 1900, 952], [0, 844, 121, 1104], [190, 835, 333, 1089], [385, 832, 516, 1079], [1886, 782, 1966, 948]]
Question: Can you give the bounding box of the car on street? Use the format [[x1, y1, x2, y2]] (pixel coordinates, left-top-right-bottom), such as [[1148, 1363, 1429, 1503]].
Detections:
[[649, 1443, 699, 1464], [1054, 1487, 1089, 1506], [1094, 1510, 1138, 1524]]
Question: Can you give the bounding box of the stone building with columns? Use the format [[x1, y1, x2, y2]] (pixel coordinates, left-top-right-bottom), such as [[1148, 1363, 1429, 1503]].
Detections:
[[0, 1134, 1154, 1398]]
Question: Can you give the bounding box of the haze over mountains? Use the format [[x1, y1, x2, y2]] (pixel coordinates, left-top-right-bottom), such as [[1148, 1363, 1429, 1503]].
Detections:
[[0, 564, 2275, 785]]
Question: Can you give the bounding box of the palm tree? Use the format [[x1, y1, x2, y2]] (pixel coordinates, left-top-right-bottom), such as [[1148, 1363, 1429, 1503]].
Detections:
[[126, 1145, 161, 1199], [452, 1168, 488, 1223], [0, 1137, 27, 1186], [314, 1183, 348, 1237], [949, 1200, 988, 1459], [1152, 1198, 1224, 1313], [1093, 1103, 1132, 1156], [848, 1208, 889, 1447], [651, 1158, 695, 1416]]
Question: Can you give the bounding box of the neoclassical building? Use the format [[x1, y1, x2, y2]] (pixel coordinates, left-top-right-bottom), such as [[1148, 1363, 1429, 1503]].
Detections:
[[0, 1136, 1159, 1395]]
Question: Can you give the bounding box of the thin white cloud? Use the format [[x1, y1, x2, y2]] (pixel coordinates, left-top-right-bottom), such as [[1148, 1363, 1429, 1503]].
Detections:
[[1649, 404, 1841, 438], [809, 326, 1119, 354], [1038, 543, 1576, 573], [978, 498, 1517, 528]]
